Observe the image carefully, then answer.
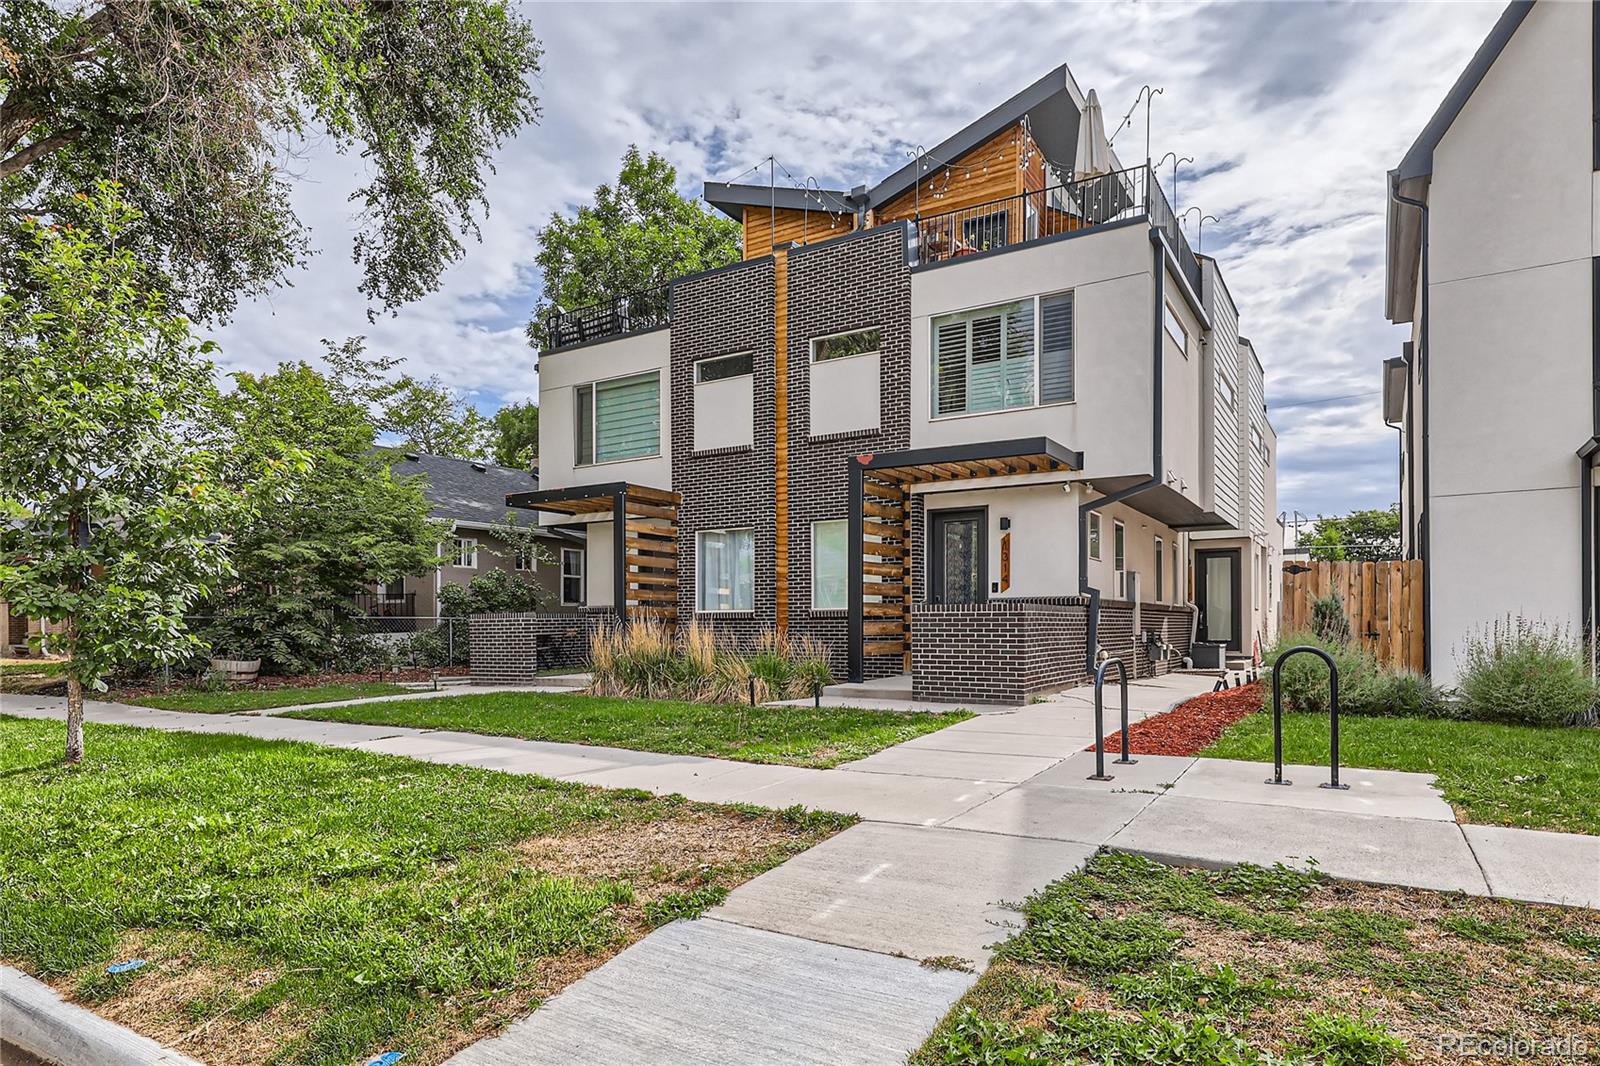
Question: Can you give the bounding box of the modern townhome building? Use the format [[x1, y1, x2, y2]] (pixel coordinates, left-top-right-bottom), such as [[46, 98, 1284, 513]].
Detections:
[[1383, 0, 1597, 682], [373, 452, 585, 621], [507, 64, 1281, 703]]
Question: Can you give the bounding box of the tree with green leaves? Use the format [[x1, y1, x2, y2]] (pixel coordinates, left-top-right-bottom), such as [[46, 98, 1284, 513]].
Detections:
[[526, 146, 741, 348], [210, 358, 446, 674], [489, 401, 539, 469], [1305, 506, 1402, 562], [1, 1, 542, 321], [0, 183, 236, 762], [378, 373, 490, 460]]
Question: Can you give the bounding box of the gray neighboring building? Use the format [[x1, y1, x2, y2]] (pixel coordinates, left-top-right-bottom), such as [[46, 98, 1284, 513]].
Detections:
[[1384, 0, 1598, 682], [378, 452, 585, 619]]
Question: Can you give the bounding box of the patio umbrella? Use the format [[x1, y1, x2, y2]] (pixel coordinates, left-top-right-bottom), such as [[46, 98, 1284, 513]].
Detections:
[[1073, 89, 1111, 179]]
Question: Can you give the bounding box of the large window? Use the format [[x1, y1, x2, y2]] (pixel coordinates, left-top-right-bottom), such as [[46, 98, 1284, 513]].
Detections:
[[932, 293, 1073, 417], [697, 529, 754, 612], [560, 548, 585, 606], [811, 520, 847, 611], [812, 328, 880, 362], [575, 371, 661, 465]]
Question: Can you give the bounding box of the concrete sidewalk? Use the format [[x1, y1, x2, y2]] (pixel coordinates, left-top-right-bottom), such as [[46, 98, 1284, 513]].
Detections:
[[5, 682, 1598, 1066]]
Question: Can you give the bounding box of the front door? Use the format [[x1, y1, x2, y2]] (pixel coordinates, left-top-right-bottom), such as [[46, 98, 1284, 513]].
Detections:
[[1195, 548, 1242, 651], [930, 509, 987, 604]]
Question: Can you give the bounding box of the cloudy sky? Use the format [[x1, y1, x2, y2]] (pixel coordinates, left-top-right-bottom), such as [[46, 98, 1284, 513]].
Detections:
[[213, 0, 1506, 521]]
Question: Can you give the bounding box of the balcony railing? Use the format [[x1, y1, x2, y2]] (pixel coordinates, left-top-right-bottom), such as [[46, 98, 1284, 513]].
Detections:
[[540, 284, 671, 352], [912, 164, 1202, 293], [354, 591, 415, 618]]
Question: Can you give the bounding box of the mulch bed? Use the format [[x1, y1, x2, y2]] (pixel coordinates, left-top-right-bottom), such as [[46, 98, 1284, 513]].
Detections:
[[1093, 682, 1262, 757]]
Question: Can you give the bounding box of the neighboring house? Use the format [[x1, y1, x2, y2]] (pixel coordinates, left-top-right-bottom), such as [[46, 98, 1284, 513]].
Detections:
[[378, 452, 585, 620], [513, 65, 1280, 702], [1384, 0, 1597, 682]]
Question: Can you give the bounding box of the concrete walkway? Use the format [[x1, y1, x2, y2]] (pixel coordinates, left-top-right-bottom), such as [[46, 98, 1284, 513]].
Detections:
[[5, 679, 1598, 1066]]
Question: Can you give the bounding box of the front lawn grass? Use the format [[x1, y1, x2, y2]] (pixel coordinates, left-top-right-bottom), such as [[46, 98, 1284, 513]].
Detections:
[[0, 715, 850, 1066], [1203, 711, 1600, 836], [1, 658, 68, 677], [124, 680, 412, 713], [281, 690, 972, 768], [914, 853, 1600, 1066]]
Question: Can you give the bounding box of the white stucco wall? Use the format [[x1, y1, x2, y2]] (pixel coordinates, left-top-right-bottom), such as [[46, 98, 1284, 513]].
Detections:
[[585, 519, 615, 608], [810, 352, 882, 437], [537, 329, 673, 494], [1421, 0, 1592, 681], [908, 225, 1158, 482], [917, 482, 1079, 598], [1160, 265, 1206, 511]]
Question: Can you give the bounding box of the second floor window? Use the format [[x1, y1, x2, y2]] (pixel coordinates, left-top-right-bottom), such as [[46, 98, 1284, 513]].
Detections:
[[932, 293, 1073, 417], [812, 328, 881, 362], [575, 371, 660, 465], [453, 537, 478, 569]]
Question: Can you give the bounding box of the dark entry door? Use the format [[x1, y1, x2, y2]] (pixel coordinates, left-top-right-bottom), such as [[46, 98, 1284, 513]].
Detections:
[[930, 509, 987, 604], [1195, 548, 1242, 651]]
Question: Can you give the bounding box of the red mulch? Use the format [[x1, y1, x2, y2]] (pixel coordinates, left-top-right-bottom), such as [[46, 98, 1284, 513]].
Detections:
[[1092, 682, 1263, 757], [114, 666, 469, 698]]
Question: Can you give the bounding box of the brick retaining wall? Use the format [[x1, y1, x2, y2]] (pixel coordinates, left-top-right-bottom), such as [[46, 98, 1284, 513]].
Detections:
[[469, 610, 610, 684], [910, 597, 1198, 704]]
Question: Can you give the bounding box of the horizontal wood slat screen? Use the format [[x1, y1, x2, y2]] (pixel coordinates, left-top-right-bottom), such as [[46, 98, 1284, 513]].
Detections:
[[1280, 560, 1424, 673]]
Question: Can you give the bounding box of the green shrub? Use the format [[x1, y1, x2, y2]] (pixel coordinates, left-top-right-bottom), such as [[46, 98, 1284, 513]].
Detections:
[[1310, 593, 1352, 645], [1264, 632, 1445, 719], [1455, 616, 1600, 726], [1294, 1010, 1406, 1065]]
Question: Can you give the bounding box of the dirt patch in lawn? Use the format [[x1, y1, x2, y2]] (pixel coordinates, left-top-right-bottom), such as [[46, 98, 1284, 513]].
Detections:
[[915, 855, 1600, 1066], [32, 804, 843, 1066], [1091, 683, 1261, 757]]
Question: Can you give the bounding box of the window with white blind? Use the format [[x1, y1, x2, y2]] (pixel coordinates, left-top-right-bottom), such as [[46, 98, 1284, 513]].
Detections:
[[931, 292, 1072, 417], [560, 548, 585, 606], [697, 529, 754, 612], [575, 371, 660, 465], [811, 520, 847, 610]]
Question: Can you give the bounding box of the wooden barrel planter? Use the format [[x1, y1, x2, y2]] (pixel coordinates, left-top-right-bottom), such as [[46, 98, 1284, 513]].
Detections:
[[208, 658, 261, 684]]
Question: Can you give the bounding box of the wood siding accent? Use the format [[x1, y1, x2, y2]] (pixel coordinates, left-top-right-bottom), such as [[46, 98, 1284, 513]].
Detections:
[[773, 246, 790, 632], [1281, 560, 1425, 674], [875, 124, 1033, 225], [743, 205, 856, 260]]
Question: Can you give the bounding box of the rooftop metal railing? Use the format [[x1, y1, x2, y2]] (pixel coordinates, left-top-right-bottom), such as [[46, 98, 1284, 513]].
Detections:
[[540, 283, 671, 352], [911, 164, 1202, 292]]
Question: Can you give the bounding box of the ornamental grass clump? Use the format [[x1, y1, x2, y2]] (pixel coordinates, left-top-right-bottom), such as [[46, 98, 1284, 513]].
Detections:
[[588, 619, 833, 703], [1455, 616, 1599, 726]]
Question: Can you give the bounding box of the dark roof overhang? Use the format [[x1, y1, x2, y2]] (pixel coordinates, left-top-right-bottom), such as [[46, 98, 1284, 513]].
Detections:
[[866, 65, 1082, 209], [1382, 355, 1409, 425], [702, 181, 855, 221], [505, 482, 680, 515]]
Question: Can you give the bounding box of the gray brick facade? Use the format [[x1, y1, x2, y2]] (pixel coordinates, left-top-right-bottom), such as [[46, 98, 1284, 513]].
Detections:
[[469, 610, 609, 683], [785, 226, 912, 677], [669, 258, 777, 647]]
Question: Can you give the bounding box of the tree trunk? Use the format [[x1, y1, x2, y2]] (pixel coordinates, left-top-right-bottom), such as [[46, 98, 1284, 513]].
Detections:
[[64, 674, 85, 764]]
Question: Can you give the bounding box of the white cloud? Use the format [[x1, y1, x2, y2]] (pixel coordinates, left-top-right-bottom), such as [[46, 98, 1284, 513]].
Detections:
[[211, 0, 1507, 515]]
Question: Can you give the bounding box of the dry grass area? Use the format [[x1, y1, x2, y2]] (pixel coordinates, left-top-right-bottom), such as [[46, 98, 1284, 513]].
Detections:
[[2, 717, 850, 1066], [915, 855, 1600, 1065]]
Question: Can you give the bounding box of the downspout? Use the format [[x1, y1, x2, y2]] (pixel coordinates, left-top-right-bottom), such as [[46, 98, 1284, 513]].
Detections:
[[1078, 229, 1167, 672], [1391, 176, 1431, 673]]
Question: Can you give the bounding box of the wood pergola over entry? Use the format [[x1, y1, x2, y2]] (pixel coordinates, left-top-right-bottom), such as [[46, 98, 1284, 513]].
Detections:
[[846, 437, 1084, 682], [505, 482, 680, 626]]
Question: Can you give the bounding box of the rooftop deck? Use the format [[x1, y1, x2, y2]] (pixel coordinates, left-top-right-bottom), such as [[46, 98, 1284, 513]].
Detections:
[[539, 165, 1198, 354]]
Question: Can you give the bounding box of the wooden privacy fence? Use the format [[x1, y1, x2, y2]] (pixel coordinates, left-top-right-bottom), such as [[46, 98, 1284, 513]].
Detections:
[[1281, 560, 1425, 673]]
